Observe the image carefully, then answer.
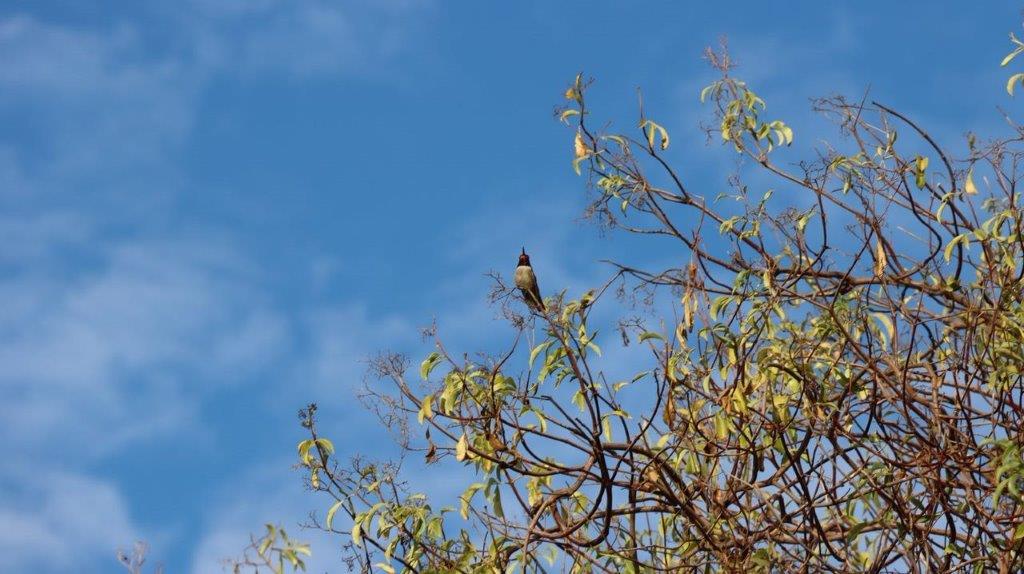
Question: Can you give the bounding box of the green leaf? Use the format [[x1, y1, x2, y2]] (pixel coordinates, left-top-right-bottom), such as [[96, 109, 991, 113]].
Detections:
[[483, 478, 505, 518], [638, 331, 665, 343], [571, 389, 586, 412], [460, 482, 485, 520], [772, 393, 789, 410], [714, 410, 729, 439], [914, 155, 929, 189], [544, 545, 558, 566], [719, 215, 741, 234], [325, 500, 343, 530], [656, 432, 673, 449], [943, 233, 969, 263], [710, 295, 733, 321], [1002, 44, 1024, 67], [846, 520, 869, 543], [640, 119, 670, 150], [872, 313, 895, 345], [419, 352, 441, 380], [297, 439, 314, 465], [700, 83, 715, 103], [258, 526, 275, 556], [529, 408, 548, 432], [314, 438, 334, 455], [796, 210, 816, 232], [779, 125, 794, 146], [529, 341, 553, 368]]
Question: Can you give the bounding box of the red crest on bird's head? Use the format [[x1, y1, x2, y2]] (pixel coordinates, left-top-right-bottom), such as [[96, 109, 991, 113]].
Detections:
[[518, 247, 531, 266]]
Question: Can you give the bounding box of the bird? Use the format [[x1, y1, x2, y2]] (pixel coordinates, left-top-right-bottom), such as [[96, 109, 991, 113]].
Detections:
[[514, 247, 545, 312]]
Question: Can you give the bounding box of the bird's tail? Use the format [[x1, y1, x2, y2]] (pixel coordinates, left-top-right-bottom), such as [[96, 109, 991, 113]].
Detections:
[[530, 288, 545, 312]]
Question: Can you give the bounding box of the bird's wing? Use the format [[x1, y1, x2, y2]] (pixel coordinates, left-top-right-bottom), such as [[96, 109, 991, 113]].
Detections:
[[529, 277, 544, 310]]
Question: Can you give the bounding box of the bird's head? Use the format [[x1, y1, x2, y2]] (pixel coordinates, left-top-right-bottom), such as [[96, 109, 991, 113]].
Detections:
[[518, 247, 531, 267]]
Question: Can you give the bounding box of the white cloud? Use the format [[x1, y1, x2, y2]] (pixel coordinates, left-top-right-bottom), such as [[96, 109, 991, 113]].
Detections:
[[0, 469, 143, 573], [0, 236, 289, 459], [0, 16, 197, 190], [186, 0, 432, 78], [304, 304, 413, 394], [0, 212, 93, 263], [0, 2, 431, 571], [0, 0, 432, 205], [0, 0, 435, 430], [189, 461, 338, 574]]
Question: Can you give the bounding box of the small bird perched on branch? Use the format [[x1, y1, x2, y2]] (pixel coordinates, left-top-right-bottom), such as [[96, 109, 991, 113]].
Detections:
[[514, 247, 544, 312]]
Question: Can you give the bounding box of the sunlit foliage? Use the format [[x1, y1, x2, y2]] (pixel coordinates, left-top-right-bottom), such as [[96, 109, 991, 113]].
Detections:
[[281, 34, 1024, 574]]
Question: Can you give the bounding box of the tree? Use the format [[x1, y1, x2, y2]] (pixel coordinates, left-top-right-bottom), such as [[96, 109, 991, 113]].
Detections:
[[280, 34, 1024, 574], [117, 541, 164, 574], [226, 524, 313, 574]]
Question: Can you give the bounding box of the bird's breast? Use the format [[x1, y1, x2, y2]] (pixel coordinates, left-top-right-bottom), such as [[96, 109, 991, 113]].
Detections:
[[514, 265, 535, 289]]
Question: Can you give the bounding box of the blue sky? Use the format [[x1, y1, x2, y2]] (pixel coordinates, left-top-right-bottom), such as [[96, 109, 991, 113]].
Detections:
[[1, 1, 1020, 572]]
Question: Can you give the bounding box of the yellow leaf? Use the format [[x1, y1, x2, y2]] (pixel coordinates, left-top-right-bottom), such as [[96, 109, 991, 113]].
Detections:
[[1002, 42, 1024, 66], [419, 351, 440, 380], [874, 238, 887, 276], [640, 120, 669, 150], [351, 520, 363, 547], [1008, 73, 1024, 96], [682, 296, 693, 331], [662, 398, 676, 427], [297, 439, 314, 465], [455, 433, 468, 461], [964, 168, 978, 195], [315, 438, 334, 455], [913, 155, 929, 190], [574, 131, 588, 159], [565, 73, 583, 101], [871, 312, 895, 345], [326, 500, 343, 530], [944, 234, 969, 263], [529, 340, 552, 368], [417, 394, 434, 424], [559, 108, 579, 124], [572, 156, 584, 176], [714, 411, 729, 439]]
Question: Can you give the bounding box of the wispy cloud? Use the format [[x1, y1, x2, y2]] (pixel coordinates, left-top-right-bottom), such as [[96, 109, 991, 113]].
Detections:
[[0, 236, 288, 458], [0, 469, 141, 573], [189, 460, 339, 574], [0, 1, 431, 571], [186, 0, 432, 78], [0, 15, 196, 193]]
